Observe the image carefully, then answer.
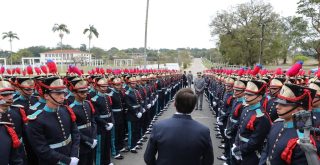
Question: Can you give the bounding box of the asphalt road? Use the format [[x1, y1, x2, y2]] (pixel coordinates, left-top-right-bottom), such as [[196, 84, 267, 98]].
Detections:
[[112, 58, 223, 165]]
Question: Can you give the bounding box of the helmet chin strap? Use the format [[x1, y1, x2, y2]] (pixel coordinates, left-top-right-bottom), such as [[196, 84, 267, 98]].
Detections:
[[48, 93, 64, 105], [246, 95, 259, 103], [19, 87, 32, 98], [271, 88, 281, 97], [313, 98, 320, 105], [235, 90, 244, 98], [278, 106, 297, 117]]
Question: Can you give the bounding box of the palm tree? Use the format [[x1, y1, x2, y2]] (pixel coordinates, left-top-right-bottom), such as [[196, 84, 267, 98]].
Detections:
[[83, 25, 99, 63], [52, 23, 70, 67], [2, 31, 19, 65]]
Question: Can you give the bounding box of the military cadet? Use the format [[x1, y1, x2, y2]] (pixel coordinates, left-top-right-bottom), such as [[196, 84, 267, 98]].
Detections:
[[13, 77, 38, 115], [308, 80, 320, 132], [91, 76, 114, 165], [30, 76, 47, 112], [141, 75, 154, 135], [0, 101, 24, 164], [232, 80, 271, 165], [155, 74, 165, 116], [124, 76, 143, 153], [265, 77, 286, 122], [136, 75, 149, 144], [225, 78, 247, 165], [69, 77, 97, 165], [26, 76, 80, 165], [217, 76, 235, 162], [64, 75, 77, 106], [259, 83, 318, 165], [0, 80, 28, 164], [108, 77, 127, 159]]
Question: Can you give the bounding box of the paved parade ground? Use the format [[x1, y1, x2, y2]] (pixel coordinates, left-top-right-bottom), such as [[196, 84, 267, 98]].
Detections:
[[113, 58, 223, 165]]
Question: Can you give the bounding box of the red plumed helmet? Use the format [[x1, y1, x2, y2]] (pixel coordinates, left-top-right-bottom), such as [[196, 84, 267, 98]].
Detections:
[[260, 69, 268, 76], [6, 68, 12, 75], [275, 68, 282, 75], [15, 67, 21, 75], [286, 61, 303, 77], [46, 60, 57, 74], [73, 66, 82, 76], [11, 68, 16, 75], [99, 68, 105, 74], [237, 69, 245, 76], [22, 69, 27, 76], [26, 65, 33, 75], [316, 70, 320, 78], [251, 64, 262, 76], [40, 65, 48, 74], [34, 67, 41, 75], [95, 67, 100, 73], [0, 66, 5, 74]]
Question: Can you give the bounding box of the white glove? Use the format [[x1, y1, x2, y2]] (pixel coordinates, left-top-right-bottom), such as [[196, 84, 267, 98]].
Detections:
[[156, 95, 159, 99], [231, 144, 242, 160], [217, 117, 223, 126], [137, 112, 142, 118], [212, 101, 217, 107], [91, 139, 97, 149], [70, 157, 79, 165], [152, 100, 155, 106], [147, 104, 151, 109], [142, 108, 146, 113], [105, 123, 114, 131], [224, 129, 231, 139]]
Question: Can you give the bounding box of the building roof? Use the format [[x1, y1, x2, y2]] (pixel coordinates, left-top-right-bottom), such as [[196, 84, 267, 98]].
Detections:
[[41, 49, 88, 54]]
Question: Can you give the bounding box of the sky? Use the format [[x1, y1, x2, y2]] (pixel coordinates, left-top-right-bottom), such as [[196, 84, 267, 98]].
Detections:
[[0, 0, 298, 52]]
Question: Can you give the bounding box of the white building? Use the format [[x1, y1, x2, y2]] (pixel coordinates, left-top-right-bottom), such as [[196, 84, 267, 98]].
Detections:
[[40, 50, 92, 64]]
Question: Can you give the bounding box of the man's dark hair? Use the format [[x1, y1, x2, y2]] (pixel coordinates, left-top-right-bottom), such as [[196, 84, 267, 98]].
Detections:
[[175, 88, 197, 114]]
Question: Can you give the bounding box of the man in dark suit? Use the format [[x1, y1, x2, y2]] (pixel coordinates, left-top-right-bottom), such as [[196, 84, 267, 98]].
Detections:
[[144, 88, 214, 165]]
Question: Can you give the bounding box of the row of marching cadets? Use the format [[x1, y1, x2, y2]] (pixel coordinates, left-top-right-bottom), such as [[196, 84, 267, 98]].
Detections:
[[0, 60, 183, 165], [203, 61, 320, 165]]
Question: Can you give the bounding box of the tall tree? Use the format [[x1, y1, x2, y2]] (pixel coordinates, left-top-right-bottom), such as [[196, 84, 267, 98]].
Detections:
[[210, 1, 285, 66], [297, 0, 320, 67], [52, 23, 70, 66], [83, 25, 99, 55], [2, 31, 19, 65]]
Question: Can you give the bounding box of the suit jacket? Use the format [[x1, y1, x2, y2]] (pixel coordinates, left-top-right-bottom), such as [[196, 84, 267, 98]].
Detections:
[[144, 114, 214, 165], [187, 73, 193, 82]]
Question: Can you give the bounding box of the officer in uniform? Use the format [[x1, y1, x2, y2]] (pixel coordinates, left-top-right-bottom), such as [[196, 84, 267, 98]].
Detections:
[[265, 77, 286, 122], [135, 75, 149, 144], [225, 78, 247, 165], [155, 74, 165, 116], [124, 76, 143, 153], [26, 76, 80, 165], [259, 83, 318, 165], [0, 80, 28, 164], [217, 76, 235, 162], [91, 76, 114, 165], [108, 77, 127, 159], [13, 77, 38, 115], [0, 110, 23, 164], [309, 80, 320, 129], [69, 77, 97, 165], [30, 76, 46, 112], [232, 80, 271, 165]]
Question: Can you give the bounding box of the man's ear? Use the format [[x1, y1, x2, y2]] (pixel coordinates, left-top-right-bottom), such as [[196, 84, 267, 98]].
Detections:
[[44, 94, 49, 100]]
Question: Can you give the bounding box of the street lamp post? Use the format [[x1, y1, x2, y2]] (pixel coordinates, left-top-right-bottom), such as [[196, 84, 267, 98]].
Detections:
[[259, 23, 265, 65], [157, 50, 160, 69], [144, 0, 150, 69]]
